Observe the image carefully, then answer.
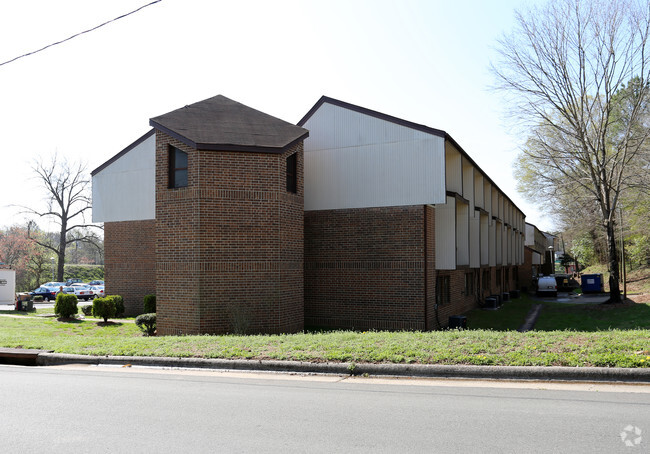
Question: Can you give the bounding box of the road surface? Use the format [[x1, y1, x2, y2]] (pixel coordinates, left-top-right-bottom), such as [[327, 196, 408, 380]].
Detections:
[[1, 364, 648, 453]]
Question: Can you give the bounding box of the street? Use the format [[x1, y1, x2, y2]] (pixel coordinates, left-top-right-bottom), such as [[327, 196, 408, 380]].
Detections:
[[0, 365, 648, 453]]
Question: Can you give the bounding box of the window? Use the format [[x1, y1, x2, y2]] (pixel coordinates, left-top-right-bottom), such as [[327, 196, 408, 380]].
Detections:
[[436, 275, 450, 305], [286, 153, 297, 193], [169, 146, 188, 188], [465, 272, 474, 297]]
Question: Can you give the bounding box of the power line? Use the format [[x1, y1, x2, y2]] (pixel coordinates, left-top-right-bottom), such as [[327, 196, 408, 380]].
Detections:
[[0, 0, 162, 68]]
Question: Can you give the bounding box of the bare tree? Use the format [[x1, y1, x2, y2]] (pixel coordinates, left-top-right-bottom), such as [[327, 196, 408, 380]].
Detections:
[[23, 155, 102, 282], [493, 0, 650, 302]]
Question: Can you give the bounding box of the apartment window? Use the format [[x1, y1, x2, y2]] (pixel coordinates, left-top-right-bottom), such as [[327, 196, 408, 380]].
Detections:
[[436, 275, 450, 305], [286, 153, 297, 193], [465, 273, 474, 297], [169, 146, 188, 188]]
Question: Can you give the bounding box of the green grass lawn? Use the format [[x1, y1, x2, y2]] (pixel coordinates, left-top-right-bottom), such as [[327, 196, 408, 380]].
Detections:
[[0, 307, 649, 368]]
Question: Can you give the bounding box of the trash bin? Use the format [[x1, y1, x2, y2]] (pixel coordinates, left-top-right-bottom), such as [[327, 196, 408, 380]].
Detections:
[[581, 274, 604, 293], [448, 315, 467, 329], [501, 292, 510, 302], [490, 294, 502, 306]]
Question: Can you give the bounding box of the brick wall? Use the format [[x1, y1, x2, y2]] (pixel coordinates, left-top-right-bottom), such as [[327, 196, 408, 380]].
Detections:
[[305, 205, 427, 331], [155, 131, 303, 335], [104, 219, 156, 315]]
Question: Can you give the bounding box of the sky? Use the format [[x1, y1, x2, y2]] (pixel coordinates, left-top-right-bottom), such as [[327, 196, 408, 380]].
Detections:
[[0, 0, 552, 233]]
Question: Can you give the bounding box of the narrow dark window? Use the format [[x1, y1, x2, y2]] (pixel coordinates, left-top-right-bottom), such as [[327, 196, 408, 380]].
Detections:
[[286, 153, 297, 193], [436, 275, 450, 305], [169, 146, 188, 188]]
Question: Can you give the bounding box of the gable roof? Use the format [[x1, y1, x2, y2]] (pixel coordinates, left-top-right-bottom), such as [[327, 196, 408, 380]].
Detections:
[[299, 95, 525, 219], [150, 95, 309, 153]]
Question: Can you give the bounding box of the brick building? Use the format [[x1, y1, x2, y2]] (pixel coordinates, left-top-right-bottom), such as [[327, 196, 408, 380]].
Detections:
[[92, 95, 526, 334]]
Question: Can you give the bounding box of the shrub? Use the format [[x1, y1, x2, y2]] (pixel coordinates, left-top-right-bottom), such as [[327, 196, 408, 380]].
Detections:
[[92, 297, 116, 323], [54, 293, 78, 318], [135, 313, 156, 336], [33, 295, 43, 302], [81, 304, 93, 316], [108, 295, 125, 317], [143, 294, 156, 314]]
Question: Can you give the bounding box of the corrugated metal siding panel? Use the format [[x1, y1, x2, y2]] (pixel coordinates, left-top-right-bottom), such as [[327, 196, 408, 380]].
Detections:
[[480, 214, 489, 266], [474, 174, 484, 209], [302, 104, 446, 211], [488, 220, 496, 267], [456, 201, 469, 266], [462, 161, 474, 210], [92, 134, 155, 222], [470, 214, 480, 268], [435, 196, 456, 269], [445, 143, 462, 194]]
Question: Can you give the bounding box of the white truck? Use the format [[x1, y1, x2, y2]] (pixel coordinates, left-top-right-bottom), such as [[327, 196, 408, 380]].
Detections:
[[0, 269, 16, 304]]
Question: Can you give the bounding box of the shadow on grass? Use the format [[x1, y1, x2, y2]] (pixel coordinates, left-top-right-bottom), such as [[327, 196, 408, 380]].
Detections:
[[56, 317, 84, 323], [96, 321, 123, 327]]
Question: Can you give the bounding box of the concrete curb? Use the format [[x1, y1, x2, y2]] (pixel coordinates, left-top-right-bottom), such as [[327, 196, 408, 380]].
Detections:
[[36, 353, 650, 383]]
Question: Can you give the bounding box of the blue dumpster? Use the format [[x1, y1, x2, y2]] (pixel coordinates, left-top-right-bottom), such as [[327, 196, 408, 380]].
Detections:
[[581, 273, 604, 293]]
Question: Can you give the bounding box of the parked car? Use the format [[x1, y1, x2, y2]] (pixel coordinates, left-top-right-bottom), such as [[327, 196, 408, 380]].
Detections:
[[60, 286, 76, 295], [71, 283, 95, 301], [66, 278, 83, 286], [89, 285, 105, 298], [29, 287, 57, 302], [536, 275, 557, 297], [41, 282, 66, 288], [88, 280, 105, 286]]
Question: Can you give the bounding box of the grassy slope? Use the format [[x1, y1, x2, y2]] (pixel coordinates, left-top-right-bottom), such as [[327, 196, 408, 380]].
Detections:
[[0, 307, 649, 368]]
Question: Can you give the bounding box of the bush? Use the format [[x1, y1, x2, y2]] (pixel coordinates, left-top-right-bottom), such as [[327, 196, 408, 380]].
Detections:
[[108, 295, 125, 317], [143, 294, 156, 314], [54, 293, 78, 318], [135, 313, 156, 336], [33, 295, 43, 302], [81, 304, 93, 316], [92, 297, 116, 323]]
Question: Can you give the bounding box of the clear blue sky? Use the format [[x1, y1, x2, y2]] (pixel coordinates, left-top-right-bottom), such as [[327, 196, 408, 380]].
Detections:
[[0, 0, 551, 232]]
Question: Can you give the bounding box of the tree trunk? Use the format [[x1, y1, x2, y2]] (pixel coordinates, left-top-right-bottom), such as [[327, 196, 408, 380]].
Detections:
[[606, 220, 622, 303], [57, 222, 67, 282]]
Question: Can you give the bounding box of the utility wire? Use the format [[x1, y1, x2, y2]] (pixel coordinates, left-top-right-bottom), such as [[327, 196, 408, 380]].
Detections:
[[0, 0, 162, 68]]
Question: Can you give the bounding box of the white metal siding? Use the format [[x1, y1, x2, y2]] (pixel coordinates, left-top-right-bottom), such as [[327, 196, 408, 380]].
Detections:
[[470, 214, 480, 268], [480, 213, 489, 266], [445, 143, 462, 194], [456, 201, 469, 266], [92, 133, 155, 222], [435, 196, 456, 269], [302, 103, 446, 210], [488, 220, 496, 267]]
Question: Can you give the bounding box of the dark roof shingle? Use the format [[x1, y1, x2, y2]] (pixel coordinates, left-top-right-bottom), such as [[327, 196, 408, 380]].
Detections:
[[150, 95, 308, 153]]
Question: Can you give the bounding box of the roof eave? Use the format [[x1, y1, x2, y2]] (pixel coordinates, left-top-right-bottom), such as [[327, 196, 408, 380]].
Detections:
[[151, 120, 309, 154]]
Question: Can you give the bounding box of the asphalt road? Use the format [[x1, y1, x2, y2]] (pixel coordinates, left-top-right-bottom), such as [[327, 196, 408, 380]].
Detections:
[[1, 365, 648, 453]]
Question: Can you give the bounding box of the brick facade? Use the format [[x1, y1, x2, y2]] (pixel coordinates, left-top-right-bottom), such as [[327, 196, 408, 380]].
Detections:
[[104, 219, 156, 315], [155, 131, 304, 335], [305, 205, 427, 330]]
